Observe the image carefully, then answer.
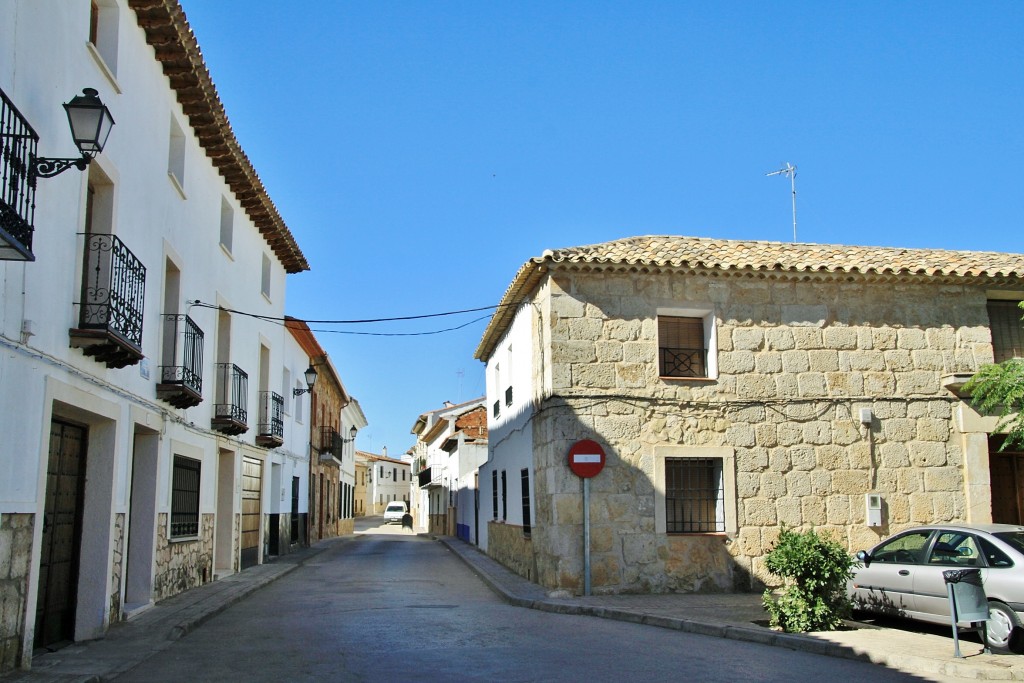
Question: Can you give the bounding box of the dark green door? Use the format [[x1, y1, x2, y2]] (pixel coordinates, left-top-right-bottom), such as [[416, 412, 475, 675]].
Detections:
[[35, 420, 87, 649]]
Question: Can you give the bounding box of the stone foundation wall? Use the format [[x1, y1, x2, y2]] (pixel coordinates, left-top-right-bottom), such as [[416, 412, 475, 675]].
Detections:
[[153, 513, 215, 602], [527, 268, 992, 593], [0, 513, 33, 673], [487, 522, 537, 583], [109, 513, 124, 625]]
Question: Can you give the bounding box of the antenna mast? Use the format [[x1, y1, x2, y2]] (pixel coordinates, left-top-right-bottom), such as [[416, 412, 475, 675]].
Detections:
[[766, 162, 797, 241]]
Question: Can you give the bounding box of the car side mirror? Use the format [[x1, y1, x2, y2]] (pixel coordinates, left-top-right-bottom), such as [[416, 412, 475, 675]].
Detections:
[[856, 549, 870, 567]]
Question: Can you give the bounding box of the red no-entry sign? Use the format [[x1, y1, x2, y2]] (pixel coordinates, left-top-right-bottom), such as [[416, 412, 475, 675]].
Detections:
[[567, 439, 606, 478]]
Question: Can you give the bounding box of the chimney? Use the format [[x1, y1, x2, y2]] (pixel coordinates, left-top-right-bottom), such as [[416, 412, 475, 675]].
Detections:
[[382, 446, 387, 458], [443, 401, 454, 408]]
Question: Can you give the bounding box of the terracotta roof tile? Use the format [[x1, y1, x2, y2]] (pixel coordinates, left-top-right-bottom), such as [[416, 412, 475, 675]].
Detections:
[[475, 235, 1024, 360]]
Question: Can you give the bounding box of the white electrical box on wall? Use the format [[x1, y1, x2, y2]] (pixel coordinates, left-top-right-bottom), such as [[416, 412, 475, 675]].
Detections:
[[866, 493, 883, 527]]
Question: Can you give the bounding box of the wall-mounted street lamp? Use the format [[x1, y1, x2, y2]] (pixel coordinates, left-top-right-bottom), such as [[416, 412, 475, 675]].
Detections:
[[30, 88, 115, 185], [342, 425, 358, 443], [293, 365, 318, 396]]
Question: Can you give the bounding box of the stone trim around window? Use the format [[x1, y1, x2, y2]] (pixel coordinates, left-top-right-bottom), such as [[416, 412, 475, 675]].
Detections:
[[652, 445, 736, 535]]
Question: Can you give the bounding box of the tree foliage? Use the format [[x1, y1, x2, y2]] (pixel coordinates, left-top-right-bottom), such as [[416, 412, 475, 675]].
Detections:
[[761, 526, 857, 633], [965, 302, 1024, 451]]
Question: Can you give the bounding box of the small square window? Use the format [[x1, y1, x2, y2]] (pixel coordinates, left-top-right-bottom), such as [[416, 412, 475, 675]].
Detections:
[[665, 457, 724, 533], [988, 300, 1024, 363], [658, 316, 707, 378]]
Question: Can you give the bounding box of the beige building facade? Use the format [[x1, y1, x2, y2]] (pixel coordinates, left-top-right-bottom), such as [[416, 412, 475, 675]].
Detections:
[[475, 235, 1024, 595]]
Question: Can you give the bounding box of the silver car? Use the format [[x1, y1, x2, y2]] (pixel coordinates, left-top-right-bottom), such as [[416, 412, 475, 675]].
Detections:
[[849, 523, 1024, 653]]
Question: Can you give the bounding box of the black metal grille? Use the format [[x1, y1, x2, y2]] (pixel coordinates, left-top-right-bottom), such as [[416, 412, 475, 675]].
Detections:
[[493, 400, 500, 418], [317, 426, 342, 458], [214, 362, 248, 423], [0, 87, 37, 260], [160, 314, 203, 394], [258, 391, 284, 439], [78, 233, 146, 349], [659, 316, 707, 378], [521, 468, 531, 536], [491, 470, 498, 519], [989, 300, 1024, 363], [171, 455, 200, 537], [665, 457, 725, 533], [505, 386, 513, 407], [290, 476, 300, 543]]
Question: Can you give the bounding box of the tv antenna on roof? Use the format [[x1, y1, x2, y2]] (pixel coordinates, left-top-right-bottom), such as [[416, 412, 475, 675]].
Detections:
[[766, 162, 797, 242]]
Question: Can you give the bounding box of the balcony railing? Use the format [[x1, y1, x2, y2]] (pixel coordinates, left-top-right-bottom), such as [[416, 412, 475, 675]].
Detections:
[[316, 426, 343, 465], [69, 233, 146, 368], [157, 314, 203, 408], [212, 363, 248, 435], [0, 88, 37, 261], [256, 391, 284, 448]]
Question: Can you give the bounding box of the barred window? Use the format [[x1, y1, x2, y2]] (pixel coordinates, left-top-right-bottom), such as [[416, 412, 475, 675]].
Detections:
[[665, 457, 724, 533], [521, 468, 531, 536], [171, 455, 200, 537], [658, 316, 707, 378], [492, 470, 498, 519], [989, 300, 1024, 363], [501, 470, 507, 521]]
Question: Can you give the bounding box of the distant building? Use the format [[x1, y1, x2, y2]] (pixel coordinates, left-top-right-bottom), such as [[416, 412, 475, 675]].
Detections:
[[359, 450, 412, 515]]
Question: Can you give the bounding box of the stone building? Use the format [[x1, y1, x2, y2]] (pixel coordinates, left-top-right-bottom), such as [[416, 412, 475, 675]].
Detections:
[[0, 0, 315, 671], [474, 235, 1024, 595], [288, 319, 362, 543]]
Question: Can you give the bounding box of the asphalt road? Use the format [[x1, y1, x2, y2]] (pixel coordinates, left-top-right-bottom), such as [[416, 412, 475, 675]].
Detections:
[[115, 518, 941, 682]]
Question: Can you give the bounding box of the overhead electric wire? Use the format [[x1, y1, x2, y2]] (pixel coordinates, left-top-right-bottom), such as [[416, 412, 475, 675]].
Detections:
[[188, 300, 517, 324], [185, 299, 525, 337]]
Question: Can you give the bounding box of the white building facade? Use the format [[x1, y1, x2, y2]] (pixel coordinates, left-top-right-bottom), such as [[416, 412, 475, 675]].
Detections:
[[0, 1, 311, 671]]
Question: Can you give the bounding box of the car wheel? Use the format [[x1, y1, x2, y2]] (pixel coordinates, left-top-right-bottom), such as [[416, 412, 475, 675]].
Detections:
[[986, 601, 1023, 654]]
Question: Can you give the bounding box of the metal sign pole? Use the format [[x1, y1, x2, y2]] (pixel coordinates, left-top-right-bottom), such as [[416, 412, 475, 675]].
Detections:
[[584, 477, 591, 596]]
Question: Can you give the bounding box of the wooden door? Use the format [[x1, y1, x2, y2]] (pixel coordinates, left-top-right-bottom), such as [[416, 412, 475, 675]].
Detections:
[[991, 444, 1024, 525], [35, 421, 87, 649], [240, 457, 262, 569]]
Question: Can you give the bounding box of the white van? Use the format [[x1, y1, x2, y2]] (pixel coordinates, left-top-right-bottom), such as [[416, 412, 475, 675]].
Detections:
[[383, 501, 407, 524]]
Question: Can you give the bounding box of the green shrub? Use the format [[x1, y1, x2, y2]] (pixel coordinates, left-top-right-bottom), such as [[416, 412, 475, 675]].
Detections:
[[761, 526, 858, 632]]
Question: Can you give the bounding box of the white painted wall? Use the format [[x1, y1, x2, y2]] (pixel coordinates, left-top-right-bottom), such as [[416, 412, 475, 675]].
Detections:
[[479, 302, 535, 551], [0, 0, 307, 657]]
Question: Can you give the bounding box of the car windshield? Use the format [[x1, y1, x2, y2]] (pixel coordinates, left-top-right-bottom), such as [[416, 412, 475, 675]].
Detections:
[[993, 531, 1024, 554]]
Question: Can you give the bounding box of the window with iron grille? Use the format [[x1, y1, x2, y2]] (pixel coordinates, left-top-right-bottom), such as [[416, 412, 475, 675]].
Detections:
[[491, 470, 498, 519], [521, 468, 531, 536], [501, 470, 507, 521], [658, 316, 707, 378], [171, 455, 200, 537], [665, 457, 724, 533], [989, 300, 1024, 363]]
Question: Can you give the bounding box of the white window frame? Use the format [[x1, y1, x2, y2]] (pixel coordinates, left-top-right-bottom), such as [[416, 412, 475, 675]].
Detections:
[[656, 305, 718, 380]]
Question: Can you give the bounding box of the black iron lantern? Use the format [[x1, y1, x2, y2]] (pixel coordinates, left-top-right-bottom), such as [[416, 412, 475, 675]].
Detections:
[[293, 365, 318, 396], [64, 88, 115, 157]]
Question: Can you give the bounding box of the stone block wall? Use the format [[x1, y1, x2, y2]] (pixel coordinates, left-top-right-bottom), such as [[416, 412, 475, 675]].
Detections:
[[527, 268, 994, 593], [109, 513, 124, 625], [488, 522, 537, 582], [153, 513, 215, 602], [0, 513, 33, 673]]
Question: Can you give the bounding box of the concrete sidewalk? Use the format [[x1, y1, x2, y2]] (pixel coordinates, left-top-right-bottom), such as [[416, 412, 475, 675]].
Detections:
[[437, 535, 1024, 682], [1, 538, 343, 683]]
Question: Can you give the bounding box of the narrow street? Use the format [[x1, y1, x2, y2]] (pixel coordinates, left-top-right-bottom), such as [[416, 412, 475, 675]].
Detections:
[[114, 520, 937, 683]]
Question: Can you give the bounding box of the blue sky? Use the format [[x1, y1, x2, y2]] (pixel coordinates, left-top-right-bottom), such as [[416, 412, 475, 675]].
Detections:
[[181, 1, 1024, 456]]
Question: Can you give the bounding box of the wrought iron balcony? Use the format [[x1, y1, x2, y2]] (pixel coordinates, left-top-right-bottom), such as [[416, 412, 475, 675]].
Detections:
[[0, 88, 37, 261], [316, 426, 343, 465], [69, 233, 146, 368], [212, 363, 248, 435], [256, 391, 284, 448], [157, 314, 203, 408]]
